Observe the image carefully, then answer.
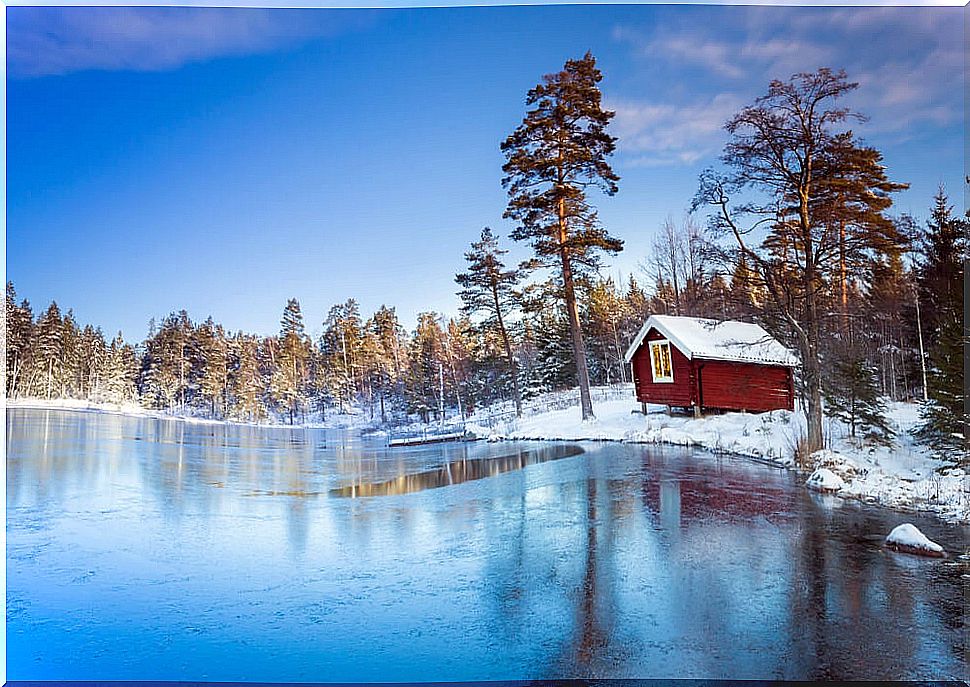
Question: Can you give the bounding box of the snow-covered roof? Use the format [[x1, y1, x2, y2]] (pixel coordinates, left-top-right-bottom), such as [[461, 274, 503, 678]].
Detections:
[[623, 315, 799, 367]]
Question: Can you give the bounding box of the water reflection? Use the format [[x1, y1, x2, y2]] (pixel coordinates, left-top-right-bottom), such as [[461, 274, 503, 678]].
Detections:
[[6, 408, 968, 682], [330, 445, 585, 497]]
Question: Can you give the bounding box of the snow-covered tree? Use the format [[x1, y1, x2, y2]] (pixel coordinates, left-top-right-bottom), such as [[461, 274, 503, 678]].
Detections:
[[915, 188, 968, 464], [823, 337, 894, 446], [5, 283, 34, 397], [33, 302, 64, 400], [272, 299, 311, 424], [196, 317, 229, 417], [455, 227, 524, 416]]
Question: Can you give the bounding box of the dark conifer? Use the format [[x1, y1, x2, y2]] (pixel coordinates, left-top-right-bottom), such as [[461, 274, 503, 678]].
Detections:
[[915, 188, 968, 463], [823, 339, 894, 446], [455, 227, 524, 416]]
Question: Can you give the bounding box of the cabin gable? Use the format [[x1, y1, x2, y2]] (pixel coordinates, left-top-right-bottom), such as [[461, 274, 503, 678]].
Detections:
[[630, 328, 694, 408]]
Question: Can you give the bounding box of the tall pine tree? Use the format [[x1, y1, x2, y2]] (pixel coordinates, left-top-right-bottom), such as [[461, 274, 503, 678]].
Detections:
[[501, 51, 622, 420]]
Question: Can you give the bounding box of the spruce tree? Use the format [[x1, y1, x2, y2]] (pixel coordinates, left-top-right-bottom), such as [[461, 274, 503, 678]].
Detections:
[[915, 188, 968, 463], [34, 302, 64, 400], [197, 317, 229, 417], [407, 312, 447, 423], [455, 227, 524, 416], [5, 283, 34, 397], [104, 332, 137, 403], [366, 305, 408, 423], [501, 51, 622, 420], [273, 299, 310, 423], [823, 338, 894, 446], [320, 300, 364, 412], [232, 334, 266, 422]]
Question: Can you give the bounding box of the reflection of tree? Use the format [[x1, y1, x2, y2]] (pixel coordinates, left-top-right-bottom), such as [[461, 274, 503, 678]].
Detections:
[[10, 411, 969, 680], [784, 501, 927, 680], [556, 474, 628, 677], [281, 436, 312, 556], [330, 446, 583, 497], [575, 478, 606, 669]]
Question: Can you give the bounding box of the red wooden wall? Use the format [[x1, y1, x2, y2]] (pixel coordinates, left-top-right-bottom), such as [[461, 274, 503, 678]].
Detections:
[[696, 359, 793, 412]]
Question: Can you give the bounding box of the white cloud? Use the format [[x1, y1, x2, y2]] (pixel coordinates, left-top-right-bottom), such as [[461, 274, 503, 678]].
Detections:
[[7, 7, 371, 78], [611, 5, 963, 151], [609, 93, 746, 167]]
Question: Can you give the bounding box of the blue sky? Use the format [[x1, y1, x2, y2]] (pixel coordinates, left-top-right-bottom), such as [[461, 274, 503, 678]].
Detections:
[[6, 4, 965, 341]]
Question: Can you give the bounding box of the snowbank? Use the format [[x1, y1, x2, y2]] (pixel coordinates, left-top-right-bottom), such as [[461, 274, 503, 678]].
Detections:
[[806, 468, 845, 493], [468, 385, 969, 524], [5, 397, 223, 425], [885, 523, 946, 557], [4, 397, 376, 431]]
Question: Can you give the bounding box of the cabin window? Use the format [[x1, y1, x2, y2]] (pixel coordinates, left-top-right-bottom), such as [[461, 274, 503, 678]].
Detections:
[[649, 340, 673, 383]]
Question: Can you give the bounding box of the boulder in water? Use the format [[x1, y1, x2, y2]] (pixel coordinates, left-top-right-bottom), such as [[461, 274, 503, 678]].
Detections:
[[885, 523, 946, 558], [806, 467, 845, 493]]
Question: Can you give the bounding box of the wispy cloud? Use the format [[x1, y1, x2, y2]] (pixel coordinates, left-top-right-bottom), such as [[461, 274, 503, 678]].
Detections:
[[609, 93, 745, 168], [7, 7, 372, 78], [609, 6, 963, 165]]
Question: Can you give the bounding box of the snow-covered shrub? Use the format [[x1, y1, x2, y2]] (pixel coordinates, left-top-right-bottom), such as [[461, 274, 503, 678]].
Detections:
[[809, 449, 867, 482]]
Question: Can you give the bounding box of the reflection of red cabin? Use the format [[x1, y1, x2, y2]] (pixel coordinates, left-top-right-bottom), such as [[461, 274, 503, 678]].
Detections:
[[642, 477, 797, 522], [623, 315, 798, 414]]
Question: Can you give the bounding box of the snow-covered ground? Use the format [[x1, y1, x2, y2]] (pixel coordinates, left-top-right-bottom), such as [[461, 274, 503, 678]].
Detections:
[[4, 397, 376, 431], [466, 384, 970, 524]]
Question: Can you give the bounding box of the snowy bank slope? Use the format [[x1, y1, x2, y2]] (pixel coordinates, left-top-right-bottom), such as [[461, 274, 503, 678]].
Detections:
[[468, 385, 969, 524], [4, 397, 375, 430]]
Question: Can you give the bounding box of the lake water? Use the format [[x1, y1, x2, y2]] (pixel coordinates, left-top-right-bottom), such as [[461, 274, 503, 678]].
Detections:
[[6, 408, 967, 681]]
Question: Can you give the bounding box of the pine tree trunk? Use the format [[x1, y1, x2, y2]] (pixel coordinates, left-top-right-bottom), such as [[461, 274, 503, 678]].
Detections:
[[839, 215, 848, 331], [914, 284, 929, 402], [492, 283, 522, 417], [560, 240, 595, 421]]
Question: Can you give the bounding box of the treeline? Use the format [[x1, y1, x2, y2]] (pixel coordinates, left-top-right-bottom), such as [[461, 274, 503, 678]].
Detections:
[[4, 275, 652, 425], [6, 177, 961, 445]]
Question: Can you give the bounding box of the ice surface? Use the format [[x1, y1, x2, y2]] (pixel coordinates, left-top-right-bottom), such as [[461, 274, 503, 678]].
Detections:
[[6, 407, 966, 682]]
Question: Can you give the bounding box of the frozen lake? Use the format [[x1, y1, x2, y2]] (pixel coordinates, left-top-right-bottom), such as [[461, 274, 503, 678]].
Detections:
[[7, 408, 967, 681]]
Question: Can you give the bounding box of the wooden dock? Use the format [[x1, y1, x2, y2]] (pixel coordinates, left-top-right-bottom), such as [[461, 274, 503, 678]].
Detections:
[[388, 431, 477, 447]]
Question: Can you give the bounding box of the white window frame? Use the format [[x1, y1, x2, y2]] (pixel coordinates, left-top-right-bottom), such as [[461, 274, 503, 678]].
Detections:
[[649, 339, 674, 383]]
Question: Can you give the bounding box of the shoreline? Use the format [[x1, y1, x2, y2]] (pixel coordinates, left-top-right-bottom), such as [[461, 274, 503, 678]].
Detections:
[[4, 397, 378, 431], [489, 432, 966, 525], [8, 394, 969, 526]]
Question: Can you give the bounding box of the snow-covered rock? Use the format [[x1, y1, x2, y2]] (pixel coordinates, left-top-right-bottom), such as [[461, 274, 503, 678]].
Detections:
[[885, 523, 946, 558], [806, 467, 845, 493]]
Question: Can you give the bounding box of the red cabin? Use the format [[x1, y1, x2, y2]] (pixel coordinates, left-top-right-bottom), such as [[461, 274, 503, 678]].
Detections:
[[623, 315, 798, 415]]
